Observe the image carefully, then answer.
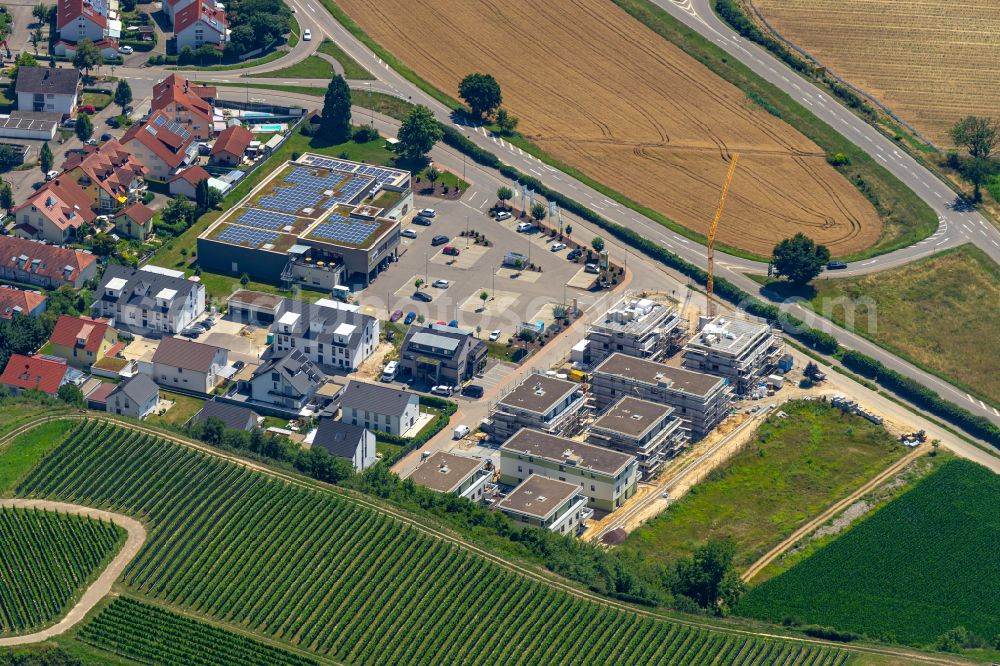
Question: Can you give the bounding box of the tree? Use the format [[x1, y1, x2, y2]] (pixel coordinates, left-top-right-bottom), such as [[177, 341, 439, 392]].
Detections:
[[179, 46, 194, 65], [495, 107, 518, 135], [961, 156, 992, 202], [195, 179, 211, 213], [425, 167, 440, 187], [803, 361, 823, 382], [591, 236, 605, 252], [673, 538, 745, 612], [39, 142, 53, 175], [771, 232, 830, 285], [195, 43, 222, 65], [32, 4, 49, 24], [0, 180, 13, 214], [0, 146, 19, 172], [114, 80, 132, 114], [240, 273, 250, 286], [479, 290, 489, 307], [72, 39, 102, 76], [458, 73, 502, 119], [320, 75, 352, 143], [950, 116, 999, 160], [74, 113, 93, 142], [57, 383, 84, 407], [89, 233, 117, 256], [496, 186, 512, 207], [31, 27, 43, 54], [530, 202, 547, 221], [396, 105, 441, 162], [162, 195, 195, 227], [414, 278, 424, 289], [228, 24, 255, 56]]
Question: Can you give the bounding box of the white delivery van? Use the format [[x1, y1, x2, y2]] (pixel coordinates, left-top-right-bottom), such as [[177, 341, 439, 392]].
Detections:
[[453, 424, 471, 440], [381, 361, 399, 382]]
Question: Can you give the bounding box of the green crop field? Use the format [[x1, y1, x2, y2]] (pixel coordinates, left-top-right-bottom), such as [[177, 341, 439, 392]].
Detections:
[[619, 401, 903, 568], [736, 459, 1000, 647], [14, 420, 844, 665], [80, 597, 318, 666], [0, 507, 124, 636]]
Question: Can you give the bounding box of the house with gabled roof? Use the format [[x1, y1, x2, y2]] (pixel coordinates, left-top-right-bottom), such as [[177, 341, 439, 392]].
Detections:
[[0, 236, 98, 289], [114, 202, 156, 240], [174, 2, 228, 52], [48, 314, 120, 369], [121, 110, 198, 179], [210, 125, 252, 166], [56, 0, 120, 44], [152, 336, 228, 394], [11, 177, 96, 244], [340, 380, 419, 437], [249, 349, 327, 411], [0, 286, 47, 320], [54, 36, 120, 60], [61, 139, 148, 213], [167, 165, 212, 199], [92, 264, 206, 336], [106, 373, 159, 419], [151, 75, 214, 141], [15, 66, 80, 116], [311, 418, 376, 471], [0, 354, 73, 396]]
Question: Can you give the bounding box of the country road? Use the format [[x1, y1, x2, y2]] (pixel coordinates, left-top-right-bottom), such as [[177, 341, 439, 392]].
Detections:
[[0, 500, 147, 647]]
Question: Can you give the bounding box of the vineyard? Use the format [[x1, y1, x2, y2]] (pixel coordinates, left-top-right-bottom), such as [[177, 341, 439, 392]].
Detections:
[[736, 459, 1000, 646], [80, 597, 318, 666], [0, 506, 124, 636], [17, 420, 846, 665]]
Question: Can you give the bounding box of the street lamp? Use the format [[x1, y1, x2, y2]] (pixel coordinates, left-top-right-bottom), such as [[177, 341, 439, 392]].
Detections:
[[367, 81, 374, 126]]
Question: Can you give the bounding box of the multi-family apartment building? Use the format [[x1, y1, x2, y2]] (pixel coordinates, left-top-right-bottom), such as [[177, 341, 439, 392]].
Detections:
[[488, 373, 587, 442], [409, 451, 492, 502], [92, 264, 206, 336], [586, 396, 687, 480], [60, 140, 148, 213], [496, 475, 591, 536], [0, 236, 98, 289], [271, 300, 379, 372], [582, 296, 685, 364], [398, 324, 487, 386], [682, 316, 784, 395]]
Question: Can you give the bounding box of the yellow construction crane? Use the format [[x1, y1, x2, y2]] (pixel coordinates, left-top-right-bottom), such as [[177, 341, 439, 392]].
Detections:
[[706, 153, 739, 318]]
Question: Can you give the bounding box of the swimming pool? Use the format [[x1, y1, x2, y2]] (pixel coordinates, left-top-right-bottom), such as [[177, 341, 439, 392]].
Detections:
[[253, 124, 286, 132]]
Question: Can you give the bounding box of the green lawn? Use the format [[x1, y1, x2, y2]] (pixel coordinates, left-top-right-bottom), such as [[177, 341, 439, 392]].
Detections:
[[211, 82, 415, 121], [81, 92, 112, 110], [255, 55, 335, 79], [619, 400, 904, 569], [757, 244, 1000, 407], [736, 459, 1000, 650], [169, 49, 286, 71], [318, 39, 374, 79], [0, 420, 76, 494], [148, 391, 205, 427]]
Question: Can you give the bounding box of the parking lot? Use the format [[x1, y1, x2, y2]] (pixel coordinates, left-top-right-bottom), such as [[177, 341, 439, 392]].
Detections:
[[359, 194, 602, 340]]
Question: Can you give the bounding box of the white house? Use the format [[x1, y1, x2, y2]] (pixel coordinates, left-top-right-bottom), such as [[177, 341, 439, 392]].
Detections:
[[311, 419, 376, 471], [15, 67, 80, 116], [151, 337, 228, 394], [120, 110, 198, 180], [56, 0, 121, 42], [341, 380, 419, 437], [92, 265, 205, 336], [248, 349, 326, 411], [272, 300, 379, 373], [174, 2, 228, 52], [163, 0, 197, 28], [106, 374, 159, 420]]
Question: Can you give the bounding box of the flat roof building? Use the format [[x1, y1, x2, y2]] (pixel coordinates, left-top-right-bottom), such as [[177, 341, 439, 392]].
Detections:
[[500, 428, 637, 513], [586, 396, 687, 480], [590, 353, 733, 439], [496, 475, 591, 537], [582, 296, 685, 364], [682, 316, 783, 395], [409, 451, 491, 502], [489, 373, 586, 442], [399, 324, 487, 387]]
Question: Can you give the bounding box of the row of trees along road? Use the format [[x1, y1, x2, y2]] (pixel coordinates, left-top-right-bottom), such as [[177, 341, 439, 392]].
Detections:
[[948, 116, 998, 202]]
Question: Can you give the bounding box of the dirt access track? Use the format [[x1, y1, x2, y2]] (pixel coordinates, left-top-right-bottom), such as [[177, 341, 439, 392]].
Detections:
[[756, 0, 1000, 147], [336, 0, 881, 256], [0, 499, 146, 647]]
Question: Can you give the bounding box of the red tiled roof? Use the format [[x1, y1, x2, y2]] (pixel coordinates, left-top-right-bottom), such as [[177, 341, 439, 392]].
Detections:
[[85, 381, 116, 404], [61, 139, 147, 203], [174, 2, 226, 37], [116, 201, 155, 224], [13, 177, 96, 232], [152, 74, 212, 127], [211, 125, 253, 158], [168, 165, 211, 186], [121, 110, 195, 170], [0, 236, 98, 285], [0, 286, 47, 320], [57, 0, 107, 30], [0, 354, 69, 395], [49, 315, 111, 353]]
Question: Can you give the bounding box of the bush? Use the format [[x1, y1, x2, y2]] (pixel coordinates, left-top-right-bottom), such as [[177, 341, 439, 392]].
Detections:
[[352, 125, 380, 142], [801, 625, 860, 642], [300, 122, 320, 137]]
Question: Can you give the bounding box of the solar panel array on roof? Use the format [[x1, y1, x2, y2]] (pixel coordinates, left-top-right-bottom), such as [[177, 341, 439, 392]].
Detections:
[[321, 176, 369, 208], [303, 157, 402, 185], [217, 225, 280, 248], [310, 212, 380, 245], [154, 115, 167, 127], [234, 208, 298, 230]]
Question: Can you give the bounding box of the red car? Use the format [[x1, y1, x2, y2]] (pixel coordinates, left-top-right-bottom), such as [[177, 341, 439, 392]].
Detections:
[[390, 309, 403, 322], [79, 105, 97, 114], [442, 246, 460, 256]]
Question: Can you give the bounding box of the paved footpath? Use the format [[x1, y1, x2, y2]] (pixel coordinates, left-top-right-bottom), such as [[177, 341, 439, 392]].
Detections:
[[0, 499, 147, 646]]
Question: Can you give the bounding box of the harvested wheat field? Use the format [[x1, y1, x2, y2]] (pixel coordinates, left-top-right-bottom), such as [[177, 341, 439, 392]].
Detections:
[[755, 0, 1000, 147], [336, 0, 881, 256]]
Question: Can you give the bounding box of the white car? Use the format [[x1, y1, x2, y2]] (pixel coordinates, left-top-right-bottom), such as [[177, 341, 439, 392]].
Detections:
[[550, 242, 567, 252], [489, 329, 501, 341], [303, 29, 312, 41], [45, 170, 59, 181], [118, 45, 133, 55], [495, 211, 512, 221], [430, 385, 453, 396], [401, 228, 418, 238], [432, 279, 450, 289], [419, 208, 437, 218]]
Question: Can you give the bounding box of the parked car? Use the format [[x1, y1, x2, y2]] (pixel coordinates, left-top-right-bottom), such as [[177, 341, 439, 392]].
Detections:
[[584, 263, 600, 274], [489, 329, 501, 341], [495, 211, 512, 221], [430, 385, 453, 396], [100, 133, 113, 142], [381, 361, 399, 382], [118, 45, 133, 54], [442, 246, 460, 256], [413, 291, 433, 302], [412, 216, 432, 226], [516, 222, 535, 233], [448, 319, 458, 328], [419, 208, 437, 218], [431, 234, 449, 246], [826, 261, 848, 270], [232, 360, 246, 371], [401, 228, 418, 238], [403, 311, 417, 324], [390, 309, 404, 322], [201, 318, 214, 329], [84, 139, 98, 146], [461, 384, 484, 399], [61, 118, 77, 128], [79, 105, 96, 114], [303, 29, 312, 40], [567, 248, 582, 261], [180, 328, 200, 338], [550, 242, 567, 252], [45, 170, 59, 181], [432, 279, 450, 289]]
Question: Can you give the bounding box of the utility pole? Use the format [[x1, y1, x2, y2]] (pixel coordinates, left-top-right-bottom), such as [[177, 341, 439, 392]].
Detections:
[[425, 252, 428, 285], [465, 215, 470, 249], [492, 264, 495, 298], [367, 81, 374, 126]]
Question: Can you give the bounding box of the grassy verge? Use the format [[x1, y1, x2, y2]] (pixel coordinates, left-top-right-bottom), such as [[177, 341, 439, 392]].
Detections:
[[81, 92, 111, 110], [318, 38, 373, 79], [213, 81, 414, 121], [148, 391, 205, 427], [754, 244, 1000, 407], [254, 55, 334, 79], [618, 400, 905, 569], [169, 49, 285, 72], [0, 420, 76, 493]]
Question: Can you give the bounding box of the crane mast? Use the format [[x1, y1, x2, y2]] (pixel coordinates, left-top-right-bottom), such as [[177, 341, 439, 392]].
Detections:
[[706, 154, 739, 318]]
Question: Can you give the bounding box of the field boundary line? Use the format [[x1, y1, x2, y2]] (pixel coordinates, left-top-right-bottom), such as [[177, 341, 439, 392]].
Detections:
[[0, 499, 147, 647], [742, 446, 925, 582], [1, 415, 971, 665]]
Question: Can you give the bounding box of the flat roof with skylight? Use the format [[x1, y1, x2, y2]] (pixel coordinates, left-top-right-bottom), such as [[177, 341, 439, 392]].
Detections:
[[590, 396, 674, 439], [501, 428, 634, 477], [497, 475, 582, 520], [498, 374, 581, 415], [409, 451, 486, 494]]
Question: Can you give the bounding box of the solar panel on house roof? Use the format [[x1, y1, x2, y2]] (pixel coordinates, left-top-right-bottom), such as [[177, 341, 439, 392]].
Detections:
[[217, 225, 280, 248], [154, 115, 167, 127]]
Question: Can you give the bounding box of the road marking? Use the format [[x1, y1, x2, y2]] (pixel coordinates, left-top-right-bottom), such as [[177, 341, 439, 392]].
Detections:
[[980, 400, 988, 410], [307, 3, 316, 11], [934, 192, 943, 199], [517, 147, 524, 155], [792, 83, 801, 91], [864, 135, 873, 143], [803, 99, 813, 107], [875, 154, 886, 163], [993, 240, 999, 248]]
